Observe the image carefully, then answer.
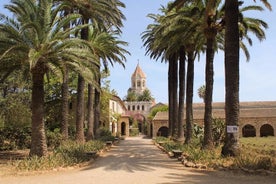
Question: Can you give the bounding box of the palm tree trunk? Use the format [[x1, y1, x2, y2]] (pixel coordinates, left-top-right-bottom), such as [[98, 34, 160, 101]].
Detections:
[[30, 68, 47, 157], [76, 74, 85, 143], [203, 36, 215, 149], [87, 84, 95, 140], [172, 55, 178, 138], [222, 0, 240, 157], [75, 17, 88, 143], [61, 67, 69, 140], [168, 58, 173, 137], [185, 51, 194, 144], [60, 8, 71, 140], [94, 86, 101, 135], [178, 48, 185, 142]]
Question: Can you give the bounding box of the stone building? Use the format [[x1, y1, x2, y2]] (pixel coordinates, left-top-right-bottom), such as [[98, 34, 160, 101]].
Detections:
[[152, 101, 276, 138], [109, 95, 130, 137], [124, 64, 155, 134]]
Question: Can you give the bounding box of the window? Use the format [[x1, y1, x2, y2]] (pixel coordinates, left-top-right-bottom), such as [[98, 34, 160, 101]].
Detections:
[[132, 105, 135, 111], [137, 105, 140, 110], [112, 102, 115, 112], [128, 105, 130, 111], [137, 81, 141, 87], [142, 105, 144, 111]]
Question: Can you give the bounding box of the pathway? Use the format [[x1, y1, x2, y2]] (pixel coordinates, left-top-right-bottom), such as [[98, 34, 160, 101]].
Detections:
[[1, 136, 276, 184]]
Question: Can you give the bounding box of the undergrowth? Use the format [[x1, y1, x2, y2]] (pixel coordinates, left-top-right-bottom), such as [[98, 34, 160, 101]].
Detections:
[[154, 136, 276, 171], [12, 140, 105, 171]]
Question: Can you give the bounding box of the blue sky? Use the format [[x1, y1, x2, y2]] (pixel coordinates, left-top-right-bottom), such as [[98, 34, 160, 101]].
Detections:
[[0, 0, 275, 104]]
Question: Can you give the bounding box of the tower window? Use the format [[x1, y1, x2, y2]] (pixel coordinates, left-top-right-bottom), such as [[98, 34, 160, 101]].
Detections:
[[137, 81, 141, 87]]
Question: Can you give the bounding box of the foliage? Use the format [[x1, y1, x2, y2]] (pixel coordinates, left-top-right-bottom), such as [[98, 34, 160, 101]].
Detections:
[[193, 123, 204, 140], [95, 127, 115, 142], [0, 127, 31, 150], [147, 104, 168, 121], [197, 85, 205, 102], [46, 129, 63, 150], [129, 120, 139, 136], [212, 118, 225, 146], [125, 89, 154, 102], [125, 90, 138, 101], [13, 140, 105, 171], [0, 93, 31, 128], [137, 89, 154, 102], [100, 71, 113, 125]]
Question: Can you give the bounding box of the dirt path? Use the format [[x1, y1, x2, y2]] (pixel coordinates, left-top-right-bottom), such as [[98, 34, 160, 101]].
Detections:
[[1, 136, 276, 184]]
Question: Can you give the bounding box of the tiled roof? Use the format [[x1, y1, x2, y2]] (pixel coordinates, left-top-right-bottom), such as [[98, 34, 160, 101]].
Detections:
[[153, 101, 276, 121], [132, 64, 146, 78]]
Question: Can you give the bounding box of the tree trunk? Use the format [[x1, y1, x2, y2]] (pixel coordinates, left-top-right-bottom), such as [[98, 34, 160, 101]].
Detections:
[[76, 75, 85, 143], [94, 86, 100, 135], [222, 0, 240, 157], [87, 84, 95, 140], [171, 55, 178, 138], [178, 48, 185, 142], [60, 8, 71, 140], [75, 17, 88, 143], [185, 51, 194, 144], [30, 68, 47, 157], [61, 67, 69, 140], [203, 36, 215, 149], [168, 58, 173, 137]]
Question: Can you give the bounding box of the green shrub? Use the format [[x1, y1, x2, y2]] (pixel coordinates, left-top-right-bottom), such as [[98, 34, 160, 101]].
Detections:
[[46, 128, 63, 149], [0, 127, 31, 150], [14, 140, 105, 171], [212, 118, 225, 146], [95, 127, 115, 142]]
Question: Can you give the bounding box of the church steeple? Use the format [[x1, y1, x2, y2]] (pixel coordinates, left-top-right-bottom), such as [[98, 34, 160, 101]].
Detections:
[[131, 63, 146, 95]]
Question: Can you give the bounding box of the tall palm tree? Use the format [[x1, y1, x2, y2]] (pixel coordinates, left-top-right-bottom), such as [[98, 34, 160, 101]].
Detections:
[[170, 0, 224, 148], [162, 4, 205, 144], [142, 10, 179, 138], [0, 0, 98, 156], [222, 0, 271, 156], [60, 0, 126, 141], [86, 26, 129, 140]]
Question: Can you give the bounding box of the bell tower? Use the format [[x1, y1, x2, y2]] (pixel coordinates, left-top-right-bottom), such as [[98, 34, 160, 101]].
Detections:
[[131, 63, 146, 95]]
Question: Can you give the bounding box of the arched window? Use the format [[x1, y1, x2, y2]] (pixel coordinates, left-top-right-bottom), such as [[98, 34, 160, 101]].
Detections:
[[260, 124, 274, 137], [242, 124, 256, 137], [137, 81, 141, 87]]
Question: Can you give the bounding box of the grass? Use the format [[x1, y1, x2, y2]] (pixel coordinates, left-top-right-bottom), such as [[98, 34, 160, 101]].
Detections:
[[155, 136, 276, 172], [5, 140, 105, 173]]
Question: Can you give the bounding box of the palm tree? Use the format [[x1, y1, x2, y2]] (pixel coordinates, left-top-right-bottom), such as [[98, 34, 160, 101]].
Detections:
[[60, 0, 126, 141], [170, 0, 225, 148], [222, 0, 271, 156], [86, 26, 129, 140], [0, 0, 98, 156]]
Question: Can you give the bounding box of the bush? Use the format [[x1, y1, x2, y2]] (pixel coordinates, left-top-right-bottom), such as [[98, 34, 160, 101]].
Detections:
[[212, 118, 225, 146], [46, 128, 63, 149], [0, 127, 31, 150], [14, 140, 105, 171], [95, 127, 115, 142]]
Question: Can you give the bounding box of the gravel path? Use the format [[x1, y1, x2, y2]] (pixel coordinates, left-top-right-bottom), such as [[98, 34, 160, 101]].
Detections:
[[1, 136, 276, 184]]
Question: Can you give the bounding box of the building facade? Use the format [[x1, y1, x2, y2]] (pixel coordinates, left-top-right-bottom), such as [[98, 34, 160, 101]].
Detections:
[[152, 101, 276, 138]]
